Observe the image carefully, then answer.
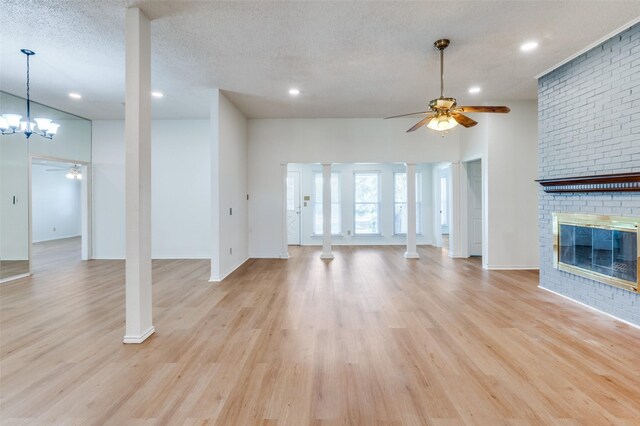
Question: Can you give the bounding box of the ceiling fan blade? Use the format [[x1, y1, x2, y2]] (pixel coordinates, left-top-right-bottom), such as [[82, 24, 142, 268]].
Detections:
[[45, 169, 67, 172], [385, 111, 431, 119], [451, 112, 478, 128], [457, 106, 510, 113], [406, 115, 435, 132]]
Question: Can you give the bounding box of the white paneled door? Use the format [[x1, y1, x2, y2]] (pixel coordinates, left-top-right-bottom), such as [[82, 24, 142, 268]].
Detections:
[[467, 160, 483, 256], [287, 171, 301, 245]]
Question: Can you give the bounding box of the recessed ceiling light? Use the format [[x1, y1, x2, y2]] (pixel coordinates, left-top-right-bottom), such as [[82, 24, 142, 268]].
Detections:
[[288, 88, 300, 96], [468, 87, 481, 94], [68, 93, 81, 99], [520, 41, 539, 52], [151, 91, 164, 98]]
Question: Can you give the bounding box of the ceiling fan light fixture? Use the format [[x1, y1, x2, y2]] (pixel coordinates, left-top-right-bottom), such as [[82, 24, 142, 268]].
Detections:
[[427, 113, 458, 131]]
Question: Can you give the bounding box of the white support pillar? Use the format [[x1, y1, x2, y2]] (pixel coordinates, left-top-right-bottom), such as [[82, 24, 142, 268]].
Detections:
[[281, 163, 290, 259], [404, 163, 419, 259], [320, 163, 334, 259], [123, 7, 154, 344]]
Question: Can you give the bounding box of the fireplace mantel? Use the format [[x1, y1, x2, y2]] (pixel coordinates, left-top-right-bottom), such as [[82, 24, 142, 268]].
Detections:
[[537, 172, 640, 193]]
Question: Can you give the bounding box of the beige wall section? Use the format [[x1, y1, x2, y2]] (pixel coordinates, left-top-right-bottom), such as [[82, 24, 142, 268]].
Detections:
[[210, 91, 249, 281], [459, 100, 539, 269]]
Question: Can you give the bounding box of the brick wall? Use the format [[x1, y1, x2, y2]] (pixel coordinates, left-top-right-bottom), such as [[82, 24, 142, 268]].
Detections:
[[538, 23, 640, 325]]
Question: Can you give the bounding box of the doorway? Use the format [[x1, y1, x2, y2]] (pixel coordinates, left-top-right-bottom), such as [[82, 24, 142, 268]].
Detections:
[[30, 157, 91, 273], [286, 171, 301, 245], [466, 159, 483, 257]]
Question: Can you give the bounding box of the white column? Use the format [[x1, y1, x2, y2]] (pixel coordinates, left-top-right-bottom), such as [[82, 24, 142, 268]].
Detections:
[[124, 7, 154, 344], [404, 163, 419, 259], [320, 163, 334, 259], [281, 163, 290, 259]]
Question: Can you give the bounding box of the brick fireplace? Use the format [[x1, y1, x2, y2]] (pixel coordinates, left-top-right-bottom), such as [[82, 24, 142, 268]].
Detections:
[[538, 23, 640, 325]]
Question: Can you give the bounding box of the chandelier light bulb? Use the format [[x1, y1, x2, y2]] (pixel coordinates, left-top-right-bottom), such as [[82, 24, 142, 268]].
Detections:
[[4, 114, 22, 130], [66, 172, 74, 179], [34, 118, 52, 132], [0, 116, 8, 131], [46, 123, 60, 136]]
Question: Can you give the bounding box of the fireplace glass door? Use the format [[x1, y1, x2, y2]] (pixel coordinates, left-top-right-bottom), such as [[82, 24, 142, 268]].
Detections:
[[554, 213, 639, 292]]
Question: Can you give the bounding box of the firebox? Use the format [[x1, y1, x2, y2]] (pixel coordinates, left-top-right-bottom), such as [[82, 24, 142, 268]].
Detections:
[[553, 213, 639, 292]]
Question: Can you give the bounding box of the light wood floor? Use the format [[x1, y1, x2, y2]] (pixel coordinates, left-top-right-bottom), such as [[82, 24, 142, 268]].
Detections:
[[1, 240, 639, 425]]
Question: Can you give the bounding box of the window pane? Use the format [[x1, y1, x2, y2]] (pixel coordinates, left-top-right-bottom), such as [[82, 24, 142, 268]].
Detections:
[[355, 203, 378, 234], [331, 203, 341, 234], [314, 204, 323, 235], [286, 176, 295, 211], [331, 174, 340, 203], [395, 203, 407, 234], [394, 173, 407, 202], [355, 173, 378, 202], [315, 173, 323, 202]]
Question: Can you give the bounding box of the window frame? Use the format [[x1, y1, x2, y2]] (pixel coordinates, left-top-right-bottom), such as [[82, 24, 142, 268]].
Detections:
[[353, 171, 382, 236]]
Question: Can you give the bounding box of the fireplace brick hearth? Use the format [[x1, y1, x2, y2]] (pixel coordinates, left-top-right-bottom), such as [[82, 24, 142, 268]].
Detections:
[[538, 23, 640, 325]]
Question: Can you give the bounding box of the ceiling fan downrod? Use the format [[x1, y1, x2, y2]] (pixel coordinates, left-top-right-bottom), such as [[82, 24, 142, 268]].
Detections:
[[434, 39, 450, 99]]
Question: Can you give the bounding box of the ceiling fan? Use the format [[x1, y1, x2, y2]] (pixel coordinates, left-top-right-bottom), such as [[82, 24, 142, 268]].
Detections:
[[385, 39, 510, 133], [46, 165, 83, 180]]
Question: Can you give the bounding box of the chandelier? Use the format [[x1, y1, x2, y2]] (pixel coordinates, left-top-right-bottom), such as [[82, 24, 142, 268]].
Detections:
[[66, 166, 82, 180], [0, 49, 60, 139]]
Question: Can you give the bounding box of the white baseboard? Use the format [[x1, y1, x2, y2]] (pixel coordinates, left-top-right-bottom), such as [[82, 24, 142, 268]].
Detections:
[[248, 253, 283, 258], [538, 286, 640, 330], [0, 273, 32, 284], [403, 252, 420, 259], [484, 265, 540, 270], [123, 326, 155, 344], [320, 253, 335, 259], [209, 257, 249, 282], [33, 234, 81, 243]]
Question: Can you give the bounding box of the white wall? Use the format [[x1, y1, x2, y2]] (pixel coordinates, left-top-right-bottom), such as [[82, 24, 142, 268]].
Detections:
[[459, 100, 539, 269], [288, 162, 435, 246], [210, 92, 249, 280], [0, 136, 29, 261], [248, 118, 461, 257], [32, 164, 81, 242], [92, 119, 211, 259]]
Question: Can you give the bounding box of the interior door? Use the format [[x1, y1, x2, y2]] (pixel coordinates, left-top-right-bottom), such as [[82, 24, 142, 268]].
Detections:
[[468, 160, 483, 256], [287, 171, 301, 245]]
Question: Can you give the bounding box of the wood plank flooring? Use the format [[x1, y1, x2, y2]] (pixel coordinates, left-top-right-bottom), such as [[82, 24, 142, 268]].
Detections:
[[1, 239, 639, 425]]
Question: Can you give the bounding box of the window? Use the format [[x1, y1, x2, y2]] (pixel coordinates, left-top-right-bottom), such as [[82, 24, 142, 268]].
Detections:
[[314, 172, 341, 235], [394, 172, 422, 235], [354, 172, 380, 235], [440, 176, 448, 227]]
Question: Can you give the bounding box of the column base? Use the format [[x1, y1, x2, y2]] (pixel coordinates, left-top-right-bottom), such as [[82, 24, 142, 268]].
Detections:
[[320, 253, 334, 260], [123, 326, 155, 344], [404, 252, 420, 259]]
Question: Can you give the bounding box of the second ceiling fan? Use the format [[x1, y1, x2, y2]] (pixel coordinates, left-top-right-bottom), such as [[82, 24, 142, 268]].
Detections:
[[386, 39, 510, 133]]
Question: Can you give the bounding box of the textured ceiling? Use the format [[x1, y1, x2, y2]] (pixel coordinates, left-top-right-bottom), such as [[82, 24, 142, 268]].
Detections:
[[1, 1, 639, 120]]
